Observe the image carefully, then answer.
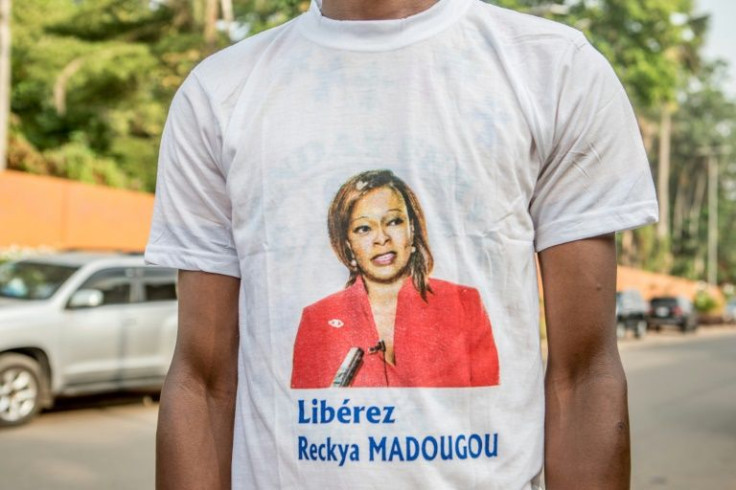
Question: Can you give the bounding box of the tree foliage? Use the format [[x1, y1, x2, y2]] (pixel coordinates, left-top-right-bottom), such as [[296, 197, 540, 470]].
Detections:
[[7, 0, 312, 190], [6, 0, 736, 285], [667, 62, 736, 282], [488, 0, 705, 108], [9, 0, 225, 190], [488, 1, 735, 285]]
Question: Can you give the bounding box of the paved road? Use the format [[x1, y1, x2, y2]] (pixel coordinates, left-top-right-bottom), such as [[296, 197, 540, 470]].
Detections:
[[0, 393, 157, 489], [621, 327, 736, 489], [0, 328, 734, 489]]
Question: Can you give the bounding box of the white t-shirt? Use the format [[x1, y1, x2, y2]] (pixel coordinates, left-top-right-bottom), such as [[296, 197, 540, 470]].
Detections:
[[145, 0, 658, 488]]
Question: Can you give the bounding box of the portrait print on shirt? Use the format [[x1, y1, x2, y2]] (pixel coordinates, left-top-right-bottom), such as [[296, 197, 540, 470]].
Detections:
[[290, 170, 500, 388]]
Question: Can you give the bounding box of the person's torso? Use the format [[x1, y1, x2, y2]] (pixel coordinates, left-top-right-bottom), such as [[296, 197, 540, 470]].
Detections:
[[196, 1, 588, 488]]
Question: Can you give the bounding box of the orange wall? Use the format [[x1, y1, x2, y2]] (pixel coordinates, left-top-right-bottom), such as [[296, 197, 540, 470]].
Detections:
[[617, 265, 723, 304], [0, 170, 154, 251], [0, 170, 725, 306], [535, 258, 722, 308]]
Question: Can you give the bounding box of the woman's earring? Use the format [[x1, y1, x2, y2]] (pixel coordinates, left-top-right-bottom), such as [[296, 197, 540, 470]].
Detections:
[[411, 246, 416, 253], [350, 259, 357, 267]]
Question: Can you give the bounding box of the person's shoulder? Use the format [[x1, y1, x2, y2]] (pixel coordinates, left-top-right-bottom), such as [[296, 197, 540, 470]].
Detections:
[[468, 0, 587, 50], [188, 16, 302, 96]]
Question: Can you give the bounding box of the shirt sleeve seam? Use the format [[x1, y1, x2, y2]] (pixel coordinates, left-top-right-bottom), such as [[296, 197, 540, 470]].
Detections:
[[144, 244, 240, 277], [534, 200, 658, 252]]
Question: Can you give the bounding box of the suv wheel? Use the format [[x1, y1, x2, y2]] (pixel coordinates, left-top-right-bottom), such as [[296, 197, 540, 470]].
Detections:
[[634, 320, 647, 339], [0, 354, 43, 427]]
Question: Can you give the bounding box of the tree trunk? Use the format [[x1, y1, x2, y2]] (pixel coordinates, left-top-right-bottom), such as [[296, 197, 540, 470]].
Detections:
[[656, 104, 672, 241], [220, 0, 233, 38], [689, 167, 706, 239], [204, 0, 218, 53], [53, 58, 84, 116], [672, 171, 688, 246], [620, 230, 634, 266], [656, 103, 673, 271], [637, 114, 657, 157], [707, 153, 718, 285], [0, 0, 10, 172]]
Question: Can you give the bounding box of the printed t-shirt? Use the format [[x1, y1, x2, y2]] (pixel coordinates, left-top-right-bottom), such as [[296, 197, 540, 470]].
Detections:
[[144, 0, 659, 488]]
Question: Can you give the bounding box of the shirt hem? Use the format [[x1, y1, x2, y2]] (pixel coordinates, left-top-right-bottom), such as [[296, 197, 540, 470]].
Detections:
[[144, 245, 241, 278], [533, 201, 659, 252]]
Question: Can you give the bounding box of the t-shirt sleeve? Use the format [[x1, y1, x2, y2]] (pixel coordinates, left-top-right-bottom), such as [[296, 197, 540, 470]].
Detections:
[[529, 39, 659, 252], [144, 72, 240, 278]]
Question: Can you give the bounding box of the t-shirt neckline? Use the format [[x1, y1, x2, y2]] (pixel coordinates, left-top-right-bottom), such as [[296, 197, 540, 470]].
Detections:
[[297, 0, 473, 52]]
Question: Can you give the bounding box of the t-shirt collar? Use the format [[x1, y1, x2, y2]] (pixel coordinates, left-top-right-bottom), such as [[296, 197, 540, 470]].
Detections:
[[297, 0, 473, 52]]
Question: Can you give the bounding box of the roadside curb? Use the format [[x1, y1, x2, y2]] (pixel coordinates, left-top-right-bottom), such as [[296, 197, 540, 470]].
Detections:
[[540, 325, 736, 360]]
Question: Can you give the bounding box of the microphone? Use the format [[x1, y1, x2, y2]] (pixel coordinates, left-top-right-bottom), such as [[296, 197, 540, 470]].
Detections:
[[368, 340, 386, 354], [331, 347, 364, 387]]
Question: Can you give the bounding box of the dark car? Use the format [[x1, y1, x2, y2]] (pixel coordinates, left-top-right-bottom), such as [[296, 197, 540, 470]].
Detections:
[[647, 296, 698, 333], [615, 289, 648, 339], [724, 298, 736, 324]]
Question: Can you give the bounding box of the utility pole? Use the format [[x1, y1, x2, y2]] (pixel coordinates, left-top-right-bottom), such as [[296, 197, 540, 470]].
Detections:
[[204, 0, 218, 53], [0, 0, 10, 172], [220, 0, 233, 39], [707, 151, 718, 286]]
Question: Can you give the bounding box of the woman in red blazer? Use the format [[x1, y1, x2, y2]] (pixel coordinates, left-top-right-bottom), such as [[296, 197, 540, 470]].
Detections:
[[291, 170, 500, 388]]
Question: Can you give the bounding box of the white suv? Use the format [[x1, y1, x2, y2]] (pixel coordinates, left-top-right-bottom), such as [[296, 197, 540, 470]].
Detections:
[[0, 252, 178, 426]]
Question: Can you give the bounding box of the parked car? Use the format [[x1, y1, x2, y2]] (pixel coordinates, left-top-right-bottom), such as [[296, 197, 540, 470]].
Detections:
[[0, 252, 178, 427], [724, 298, 736, 324], [615, 289, 649, 339], [647, 296, 698, 333]]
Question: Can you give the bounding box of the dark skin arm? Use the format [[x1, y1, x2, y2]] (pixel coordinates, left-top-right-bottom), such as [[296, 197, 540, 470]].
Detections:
[[539, 234, 630, 490], [156, 270, 240, 490]]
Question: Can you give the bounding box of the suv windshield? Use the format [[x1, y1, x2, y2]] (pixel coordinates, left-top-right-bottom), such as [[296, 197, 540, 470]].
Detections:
[[0, 261, 79, 300]]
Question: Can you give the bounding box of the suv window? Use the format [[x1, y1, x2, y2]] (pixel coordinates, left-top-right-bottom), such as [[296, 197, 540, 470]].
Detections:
[[651, 298, 678, 308], [76, 268, 134, 306], [0, 261, 79, 300], [141, 268, 177, 302]]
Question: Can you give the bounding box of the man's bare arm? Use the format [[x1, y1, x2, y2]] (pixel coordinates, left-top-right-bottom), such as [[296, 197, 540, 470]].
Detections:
[[539, 234, 630, 489], [157, 270, 240, 490]]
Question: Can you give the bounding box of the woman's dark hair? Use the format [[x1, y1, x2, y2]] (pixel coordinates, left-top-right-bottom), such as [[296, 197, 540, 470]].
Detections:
[[328, 169, 434, 300]]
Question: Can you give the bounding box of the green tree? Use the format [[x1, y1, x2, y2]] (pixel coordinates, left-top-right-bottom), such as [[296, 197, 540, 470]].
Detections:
[[235, 0, 308, 35], [486, 0, 711, 273], [8, 0, 222, 190], [669, 62, 736, 284], [7, 0, 736, 287], [541, 0, 705, 270], [7, 0, 311, 190]]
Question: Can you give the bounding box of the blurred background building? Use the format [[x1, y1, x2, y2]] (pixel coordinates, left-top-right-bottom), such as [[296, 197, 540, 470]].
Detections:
[[0, 0, 734, 314]]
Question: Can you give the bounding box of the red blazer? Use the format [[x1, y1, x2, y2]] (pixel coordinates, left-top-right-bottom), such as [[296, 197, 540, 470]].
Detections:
[[291, 277, 500, 388]]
